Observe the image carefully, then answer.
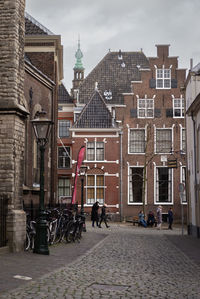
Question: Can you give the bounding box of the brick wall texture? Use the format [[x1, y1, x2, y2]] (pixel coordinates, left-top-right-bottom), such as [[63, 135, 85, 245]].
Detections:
[[0, 0, 26, 252]]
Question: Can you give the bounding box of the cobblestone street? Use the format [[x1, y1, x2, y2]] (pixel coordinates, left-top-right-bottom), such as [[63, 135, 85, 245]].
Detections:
[[1, 223, 200, 299]]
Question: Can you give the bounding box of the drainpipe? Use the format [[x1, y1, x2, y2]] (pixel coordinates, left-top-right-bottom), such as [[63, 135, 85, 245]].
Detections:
[[119, 130, 123, 221], [191, 112, 198, 202], [191, 112, 198, 234]]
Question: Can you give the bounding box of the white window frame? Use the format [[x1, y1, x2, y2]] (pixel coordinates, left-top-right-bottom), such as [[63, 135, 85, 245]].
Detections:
[[154, 166, 173, 204], [58, 146, 71, 169], [86, 140, 105, 161], [128, 165, 147, 205], [128, 128, 146, 154], [58, 120, 71, 138], [156, 68, 171, 89], [181, 127, 186, 153], [155, 127, 173, 154], [86, 174, 105, 205], [137, 98, 154, 118], [58, 177, 71, 197], [180, 166, 187, 204], [173, 97, 184, 118]]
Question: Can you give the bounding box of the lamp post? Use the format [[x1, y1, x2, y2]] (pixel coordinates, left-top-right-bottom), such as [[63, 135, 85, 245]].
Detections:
[[31, 111, 53, 255], [80, 165, 87, 232]]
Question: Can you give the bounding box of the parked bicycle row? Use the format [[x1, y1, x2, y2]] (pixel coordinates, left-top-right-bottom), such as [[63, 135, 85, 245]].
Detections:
[[25, 207, 85, 251]]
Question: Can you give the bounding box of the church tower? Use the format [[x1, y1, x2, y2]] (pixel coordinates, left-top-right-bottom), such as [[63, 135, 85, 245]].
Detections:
[[72, 38, 84, 95]]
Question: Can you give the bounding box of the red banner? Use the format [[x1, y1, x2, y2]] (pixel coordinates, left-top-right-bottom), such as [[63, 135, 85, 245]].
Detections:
[[71, 146, 85, 204]]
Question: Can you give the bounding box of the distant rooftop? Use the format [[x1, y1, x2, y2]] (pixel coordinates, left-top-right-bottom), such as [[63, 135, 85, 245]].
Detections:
[[78, 50, 149, 104], [25, 12, 54, 35], [74, 90, 116, 129], [58, 83, 73, 104], [192, 62, 200, 74]]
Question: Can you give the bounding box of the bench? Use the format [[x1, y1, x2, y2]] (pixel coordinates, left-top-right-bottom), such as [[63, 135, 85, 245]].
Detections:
[[126, 216, 157, 227], [126, 216, 140, 226]]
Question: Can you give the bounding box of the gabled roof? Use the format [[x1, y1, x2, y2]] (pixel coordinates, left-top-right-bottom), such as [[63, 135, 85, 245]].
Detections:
[[78, 51, 149, 104], [58, 83, 73, 104], [192, 62, 200, 74], [25, 54, 55, 85], [25, 12, 54, 35], [74, 90, 116, 129]]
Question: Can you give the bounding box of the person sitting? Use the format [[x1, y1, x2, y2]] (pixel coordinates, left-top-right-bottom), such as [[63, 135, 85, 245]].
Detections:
[[138, 211, 147, 227], [147, 211, 155, 227]]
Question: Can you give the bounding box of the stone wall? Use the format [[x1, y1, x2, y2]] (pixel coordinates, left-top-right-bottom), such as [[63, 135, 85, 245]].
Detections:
[[0, 0, 28, 252]]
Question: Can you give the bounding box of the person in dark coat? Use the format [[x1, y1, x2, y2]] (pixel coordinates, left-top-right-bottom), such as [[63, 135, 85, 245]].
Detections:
[[147, 211, 155, 227], [168, 207, 173, 230], [91, 201, 99, 227], [99, 204, 109, 228]]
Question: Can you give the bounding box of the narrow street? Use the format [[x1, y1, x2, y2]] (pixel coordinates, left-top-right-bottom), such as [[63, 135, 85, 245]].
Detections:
[[1, 223, 200, 299]]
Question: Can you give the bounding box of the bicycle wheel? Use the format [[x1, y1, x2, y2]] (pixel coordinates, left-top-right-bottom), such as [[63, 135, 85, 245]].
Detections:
[[25, 231, 30, 251], [65, 221, 75, 243], [54, 227, 62, 244]]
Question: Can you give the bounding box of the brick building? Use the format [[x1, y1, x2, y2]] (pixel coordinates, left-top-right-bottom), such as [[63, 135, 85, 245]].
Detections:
[[57, 83, 74, 205], [71, 45, 187, 221], [23, 13, 64, 208], [0, 0, 27, 252]]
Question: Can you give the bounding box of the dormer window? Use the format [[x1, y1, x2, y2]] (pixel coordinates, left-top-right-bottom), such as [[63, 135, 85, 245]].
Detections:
[[156, 69, 171, 89]]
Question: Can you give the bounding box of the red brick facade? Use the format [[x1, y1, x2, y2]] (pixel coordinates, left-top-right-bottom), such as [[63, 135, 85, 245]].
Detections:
[[116, 45, 186, 219], [67, 45, 187, 222]]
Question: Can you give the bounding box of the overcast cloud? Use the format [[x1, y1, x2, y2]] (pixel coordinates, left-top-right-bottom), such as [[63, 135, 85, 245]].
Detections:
[[26, 0, 200, 91]]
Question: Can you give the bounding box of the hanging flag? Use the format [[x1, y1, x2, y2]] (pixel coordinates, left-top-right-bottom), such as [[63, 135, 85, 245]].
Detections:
[[71, 146, 85, 205]]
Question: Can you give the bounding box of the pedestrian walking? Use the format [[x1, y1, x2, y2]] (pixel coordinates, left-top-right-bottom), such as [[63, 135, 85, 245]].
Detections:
[[168, 207, 173, 230], [91, 201, 99, 227], [138, 211, 147, 227], [99, 204, 109, 228], [157, 205, 162, 230]]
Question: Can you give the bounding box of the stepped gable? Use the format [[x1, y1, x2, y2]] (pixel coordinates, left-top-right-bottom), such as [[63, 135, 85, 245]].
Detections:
[[78, 51, 149, 104], [58, 83, 73, 103], [25, 12, 54, 35], [74, 90, 115, 129]]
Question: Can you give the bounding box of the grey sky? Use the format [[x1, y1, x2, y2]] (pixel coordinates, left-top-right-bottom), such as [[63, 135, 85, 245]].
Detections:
[[26, 0, 200, 91]]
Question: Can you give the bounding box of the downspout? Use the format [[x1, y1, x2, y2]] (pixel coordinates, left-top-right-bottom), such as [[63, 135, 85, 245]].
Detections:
[[191, 112, 198, 234], [119, 129, 123, 221]]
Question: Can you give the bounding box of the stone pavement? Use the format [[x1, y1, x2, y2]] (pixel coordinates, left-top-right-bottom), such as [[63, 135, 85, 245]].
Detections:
[[0, 222, 200, 299]]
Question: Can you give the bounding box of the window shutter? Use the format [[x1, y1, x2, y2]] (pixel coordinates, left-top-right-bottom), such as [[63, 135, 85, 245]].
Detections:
[[130, 109, 137, 118], [171, 79, 177, 88], [154, 109, 161, 118], [166, 108, 173, 117], [149, 79, 156, 88]]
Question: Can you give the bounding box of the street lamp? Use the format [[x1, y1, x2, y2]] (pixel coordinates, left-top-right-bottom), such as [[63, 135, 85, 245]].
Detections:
[[31, 110, 53, 255], [80, 165, 87, 232]]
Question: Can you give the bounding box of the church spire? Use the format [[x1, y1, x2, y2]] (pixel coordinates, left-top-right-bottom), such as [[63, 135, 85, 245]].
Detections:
[[72, 37, 85, 99], [74, 37, 84, 70]]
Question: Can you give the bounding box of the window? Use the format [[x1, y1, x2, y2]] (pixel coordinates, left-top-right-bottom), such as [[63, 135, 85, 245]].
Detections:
[[129, 167, 143, 203], [181, 128, 186, 153], [138, 99, 154, 118], [156, 129, 172, 153], [87, 175, 104, 205], [58, 178, 71, 197], [173, 98, 184, 118], [155, 167, 172, 203], [86, 141, 104, 161], [156, 68, 171, 89], [58, 147, 71, 168], [58, 120, 70, 138], [181, 167, 187, 203], [129, 129, 145, 153]]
